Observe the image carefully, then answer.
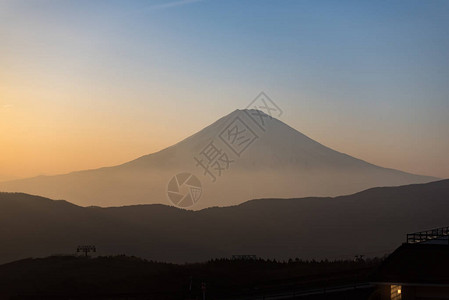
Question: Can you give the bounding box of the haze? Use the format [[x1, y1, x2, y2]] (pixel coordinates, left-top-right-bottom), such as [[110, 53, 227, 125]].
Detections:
[[1, 0, 448, 182]]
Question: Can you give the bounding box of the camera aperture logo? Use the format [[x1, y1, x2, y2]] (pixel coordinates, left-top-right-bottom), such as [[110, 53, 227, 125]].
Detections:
[[167, 173, 202, 208]]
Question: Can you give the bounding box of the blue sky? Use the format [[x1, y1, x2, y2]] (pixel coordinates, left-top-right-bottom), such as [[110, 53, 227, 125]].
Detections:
[[1, 0, 448, 180]]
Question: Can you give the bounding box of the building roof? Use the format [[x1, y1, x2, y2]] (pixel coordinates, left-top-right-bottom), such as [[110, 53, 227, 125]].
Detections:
[[372, 243, 449, 285]]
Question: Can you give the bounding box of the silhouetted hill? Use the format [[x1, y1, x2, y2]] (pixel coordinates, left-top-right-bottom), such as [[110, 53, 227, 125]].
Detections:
[[0, 179, 448, 264], [0, 109, 437, 209], [0, 255, 379, 299]]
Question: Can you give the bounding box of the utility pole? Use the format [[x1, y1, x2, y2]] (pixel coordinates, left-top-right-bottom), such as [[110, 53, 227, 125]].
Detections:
[[189, 276, 193, 299], [201, 282, 206, 300]]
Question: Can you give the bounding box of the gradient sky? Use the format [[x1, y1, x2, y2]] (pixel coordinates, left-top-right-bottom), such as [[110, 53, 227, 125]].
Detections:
[[1, 0, 448, 181]]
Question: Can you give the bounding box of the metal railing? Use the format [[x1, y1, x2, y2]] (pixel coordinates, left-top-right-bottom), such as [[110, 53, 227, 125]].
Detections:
[[406, 226, 449, 244]]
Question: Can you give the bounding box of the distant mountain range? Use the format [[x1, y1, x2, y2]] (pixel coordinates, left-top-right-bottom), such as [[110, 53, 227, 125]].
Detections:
[[0, 109, 438, 209], [0, 179, 448, 264]]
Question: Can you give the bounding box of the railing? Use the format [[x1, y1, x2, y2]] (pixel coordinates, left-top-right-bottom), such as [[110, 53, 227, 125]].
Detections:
[[406, 226, 449, 244]]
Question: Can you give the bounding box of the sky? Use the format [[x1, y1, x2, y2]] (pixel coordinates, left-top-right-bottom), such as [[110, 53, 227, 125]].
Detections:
[[0, 0, 448, 181]]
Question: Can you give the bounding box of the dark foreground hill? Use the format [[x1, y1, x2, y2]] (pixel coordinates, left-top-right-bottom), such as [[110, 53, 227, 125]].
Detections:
[[0, 255, 379, 300], [0, 179, 448, 264]]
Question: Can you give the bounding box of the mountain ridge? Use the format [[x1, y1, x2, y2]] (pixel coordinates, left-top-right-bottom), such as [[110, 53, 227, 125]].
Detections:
[[0, 179, 448, 264]]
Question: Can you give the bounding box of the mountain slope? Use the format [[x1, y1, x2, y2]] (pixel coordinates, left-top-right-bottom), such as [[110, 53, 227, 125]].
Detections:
[[0, 109, 437, 209], [0, 179, 448, 264]]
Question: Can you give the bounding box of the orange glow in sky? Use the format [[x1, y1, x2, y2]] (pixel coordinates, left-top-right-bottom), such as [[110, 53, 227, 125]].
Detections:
[[1, 0, 448, 181]]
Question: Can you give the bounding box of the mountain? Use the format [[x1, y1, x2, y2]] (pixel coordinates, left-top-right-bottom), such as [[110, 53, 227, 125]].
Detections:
[[0, 179, 448, 264], [0, 109, 438, 209]]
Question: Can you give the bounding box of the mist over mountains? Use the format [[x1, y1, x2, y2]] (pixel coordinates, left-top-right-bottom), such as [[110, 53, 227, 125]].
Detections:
[[0, 179, 448, 264], [0, 109, 437, 209]]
